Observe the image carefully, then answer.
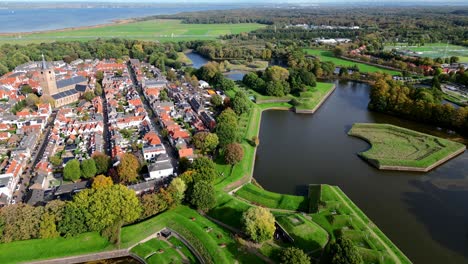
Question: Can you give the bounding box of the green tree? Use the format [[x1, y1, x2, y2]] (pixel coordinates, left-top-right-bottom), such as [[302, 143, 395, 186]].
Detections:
[[279, 247, 310, 264], [63, 159, 81, 182], [92, 175, 113, 189], [167, 178, 187, 205], [80, 159, 97, 179], [0, 204, 43, 242], [92, 152, 111, 175], [58, 202, 88, 237], [82, 91, 96, 101], [265, 66, 290, 82], [0, 63, 8, 76], [192, 132, 219, 154], [191, 157, 218, 183], [190, 181, 216, 212], [39, 213, 60, 239], [20, 85, 33, 95], [210, 94, 223, 108], [95, 82, 103, 96], [224, 143, 244, 165], [49, 156, 62, 167], [325, 237, 363, 264], [117, 153, 140, 183], [242, 206, 275, 243], [219, 77, 236, 91], [73, 184, 142, 232], [232, 91, 251, 115], [216, 108, 239, 148]]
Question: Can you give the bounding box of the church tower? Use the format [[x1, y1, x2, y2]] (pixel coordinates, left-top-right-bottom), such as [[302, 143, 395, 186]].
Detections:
[[38, 54, 58, 96]]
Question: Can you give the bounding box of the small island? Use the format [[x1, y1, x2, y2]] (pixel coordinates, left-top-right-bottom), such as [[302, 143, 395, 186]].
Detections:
[[348, 123, 466, 172]]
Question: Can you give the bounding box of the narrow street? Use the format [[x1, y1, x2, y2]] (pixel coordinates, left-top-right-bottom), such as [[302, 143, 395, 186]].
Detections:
[[18, 110, 57, 203]]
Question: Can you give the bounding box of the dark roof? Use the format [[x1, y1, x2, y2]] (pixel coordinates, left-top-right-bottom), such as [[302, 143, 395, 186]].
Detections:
[[128, 179, 157, 192], [75, 84, 87, 92], [56, 76, 87, 89], [52, 89, 79, 100], [54, 181, 89, 195], [26, 189, 45, 206]]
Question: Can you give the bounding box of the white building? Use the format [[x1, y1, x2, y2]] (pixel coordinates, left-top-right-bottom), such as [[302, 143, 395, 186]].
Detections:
[[142, 144, 166, 161], [147, 154, 174, 181]]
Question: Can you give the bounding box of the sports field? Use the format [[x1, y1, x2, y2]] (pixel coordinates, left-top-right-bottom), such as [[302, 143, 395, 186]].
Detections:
[[0, 19, 265, 44], [348, 123, 466, 171], [304, 49, 400, 75], [384, 43, 468, 62]]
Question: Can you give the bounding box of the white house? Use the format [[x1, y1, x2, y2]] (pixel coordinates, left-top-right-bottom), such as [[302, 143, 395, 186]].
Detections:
[[198, 80, 209, 89], [142, 144, 166, 161], [147, 154, 173, 181]]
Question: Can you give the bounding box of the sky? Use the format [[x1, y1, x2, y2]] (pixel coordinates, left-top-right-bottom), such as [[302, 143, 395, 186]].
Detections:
[[3, 0, 467, 3]]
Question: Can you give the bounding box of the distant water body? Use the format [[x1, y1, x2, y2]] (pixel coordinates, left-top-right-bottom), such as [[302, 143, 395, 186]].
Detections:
[[0, 5, 245, 33]]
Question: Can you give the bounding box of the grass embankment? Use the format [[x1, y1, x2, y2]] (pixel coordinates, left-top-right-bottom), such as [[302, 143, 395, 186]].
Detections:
[[0, 19, 265, 44], [276, 214, 329, 252], [131, 239, 183, 264], [304, 49, 400, 75], [348, 123, 466, 171], [309, 184, 412, 264], [122, 206, 263, 264], [442, 89, 468, 106], [384, 43, 468, 62], [235, 183, 308, 212], [0, 232, 113, 264], [168, 236, 199, 264], [248, 82, 335, 112]]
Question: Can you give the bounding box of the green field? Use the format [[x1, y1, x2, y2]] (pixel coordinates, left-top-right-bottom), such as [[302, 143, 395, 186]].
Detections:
[[131, 239, 183, 263], [276, 214, 329, 251], [0, 232, 113, 264], [304, 49, 400, 75], [384, 43, 468, 62], [0, 19, 265, 44], [235, 183, 308, 212], [348, 123, 466, 170]]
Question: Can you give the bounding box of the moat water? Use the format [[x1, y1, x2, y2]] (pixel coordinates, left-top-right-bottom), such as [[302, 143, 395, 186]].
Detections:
[[253, 80, 468, 264]]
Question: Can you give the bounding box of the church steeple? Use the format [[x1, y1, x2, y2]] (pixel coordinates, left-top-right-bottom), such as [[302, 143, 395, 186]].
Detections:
[[41, 53, 48, 70]]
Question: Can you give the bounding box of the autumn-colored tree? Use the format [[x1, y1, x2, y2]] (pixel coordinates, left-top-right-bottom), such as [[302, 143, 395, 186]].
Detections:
[[117, 153, 140, 183], [92, 175, 113, 189], [224, 143, 244, 165]]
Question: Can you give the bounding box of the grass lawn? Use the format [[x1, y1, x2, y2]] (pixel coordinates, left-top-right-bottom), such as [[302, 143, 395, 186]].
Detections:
[[309, 184, 411, 264], [168, 236, 199, 264], [304, 49, 400, 75], [384, 43, 468, 62], [0, 232, 113, 264], [0, 19, 265, 44], [208, 191, 251, 229], [131, 238, 182, 263], [276, 214, 329, 252], [348, 123, 466, 170], [122, 206, 262, 264], [235, 183, 308, 212], [442, 89, 468, 106]]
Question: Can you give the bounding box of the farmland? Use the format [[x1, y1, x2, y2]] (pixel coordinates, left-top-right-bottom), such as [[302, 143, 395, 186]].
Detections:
[[384, 43, 468, 62], [0, 19, 265, 44], [304, 49, 400, 75], [348, 123, 466, 171]]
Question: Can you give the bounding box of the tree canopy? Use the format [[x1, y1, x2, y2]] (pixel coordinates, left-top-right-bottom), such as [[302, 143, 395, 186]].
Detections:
[[63, 159, 81, 182], [242, 206, 276, 243], [117, 153, 140, 183], [190, 181, 216, 212]]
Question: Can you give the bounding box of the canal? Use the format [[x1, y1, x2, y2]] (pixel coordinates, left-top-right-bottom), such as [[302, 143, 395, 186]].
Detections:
[[253, 80, 468, 264]]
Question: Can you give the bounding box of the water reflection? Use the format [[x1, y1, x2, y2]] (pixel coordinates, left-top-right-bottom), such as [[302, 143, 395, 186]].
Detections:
[[253, 81, 468, 264]]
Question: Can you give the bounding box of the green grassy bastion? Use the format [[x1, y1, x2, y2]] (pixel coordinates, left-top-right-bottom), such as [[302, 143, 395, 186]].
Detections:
[[348, 123, 466, 172]]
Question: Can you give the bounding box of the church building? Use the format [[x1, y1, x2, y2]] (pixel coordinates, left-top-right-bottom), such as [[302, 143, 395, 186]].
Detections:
[[38, 54, 89, 108]]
